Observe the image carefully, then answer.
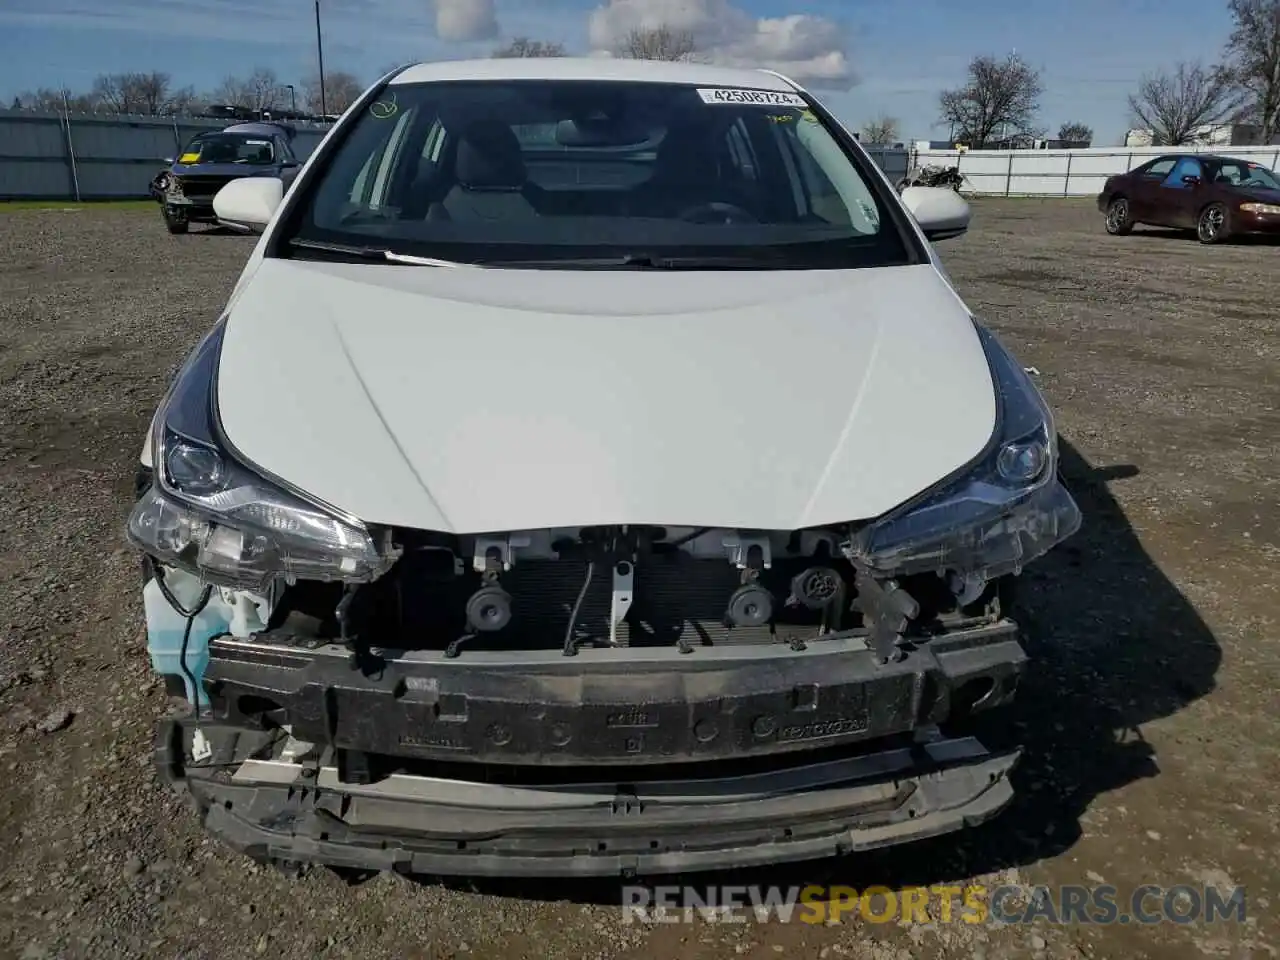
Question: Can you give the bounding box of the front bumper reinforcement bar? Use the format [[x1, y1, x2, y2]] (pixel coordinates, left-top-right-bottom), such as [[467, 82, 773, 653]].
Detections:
[[156, 718, 1020, 878]]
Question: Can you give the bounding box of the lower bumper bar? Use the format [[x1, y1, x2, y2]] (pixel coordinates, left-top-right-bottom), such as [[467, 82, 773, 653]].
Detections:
[[204, 622, 1025, 766], [156, 717, 1020, 878]]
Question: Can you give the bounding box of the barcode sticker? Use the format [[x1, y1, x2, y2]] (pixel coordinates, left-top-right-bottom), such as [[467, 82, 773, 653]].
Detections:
[[697, 88, 808, 107]]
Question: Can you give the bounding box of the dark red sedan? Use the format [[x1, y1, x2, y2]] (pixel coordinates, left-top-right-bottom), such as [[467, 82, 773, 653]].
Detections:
[[1097, 153, 1280, 244]]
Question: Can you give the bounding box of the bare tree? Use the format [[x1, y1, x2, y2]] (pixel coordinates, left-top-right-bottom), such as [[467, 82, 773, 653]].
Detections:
[[1128, 62, 1242, 145], [167, 86, 200, 116], [15, 87, 99, 113], [90, 74, 129, 113], [92, 73, 137, 113], [1223, 0, 1280, 143], [211, 68, 286, 112], [128, 72, 169, 114], [302, 71, 363, 114], [1057, 121, 1093, 143], [860, 115, 900, 145], [616, 25, 697, 61], [492, 37, 566, 58], [938, 53, 1043, 146], [91, 71, 192, 115]]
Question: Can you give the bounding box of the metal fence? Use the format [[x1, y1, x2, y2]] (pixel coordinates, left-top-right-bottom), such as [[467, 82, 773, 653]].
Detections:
[[862, 145, 911, 184], [913, 144, 1280, 197], [2, 110, 916, 201], [16, 110, 1271, 203], [0, 110, 332, 200], [11, 111, 1279, 203]]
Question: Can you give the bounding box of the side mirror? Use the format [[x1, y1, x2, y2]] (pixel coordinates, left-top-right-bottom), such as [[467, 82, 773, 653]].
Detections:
[[1182, 174, 1201, 186], [163, 157, 174, 165], [899, 185, 971, 242], [212, 177, 284, 234], [281, 158, 300, 168]]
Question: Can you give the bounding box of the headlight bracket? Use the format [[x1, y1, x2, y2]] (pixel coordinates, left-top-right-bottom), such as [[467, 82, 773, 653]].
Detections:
[[850, 569, 921, 664]]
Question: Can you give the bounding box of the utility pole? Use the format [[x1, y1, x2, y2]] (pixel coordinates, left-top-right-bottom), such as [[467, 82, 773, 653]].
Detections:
[[314, 0, 327, 119]]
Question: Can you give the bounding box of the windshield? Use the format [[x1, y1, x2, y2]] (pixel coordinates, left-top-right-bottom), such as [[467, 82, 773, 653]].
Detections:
[[282, 79, 913, 268], [1209, 159, 1280, 190], [180, 133, 275, 165]]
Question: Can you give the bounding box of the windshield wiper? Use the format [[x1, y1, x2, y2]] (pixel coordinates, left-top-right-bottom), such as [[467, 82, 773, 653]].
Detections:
[[287, 241, 798, 270], [287, 238, 471, 267], [479, 253, 788, 270], [383, 250, 472, 267]]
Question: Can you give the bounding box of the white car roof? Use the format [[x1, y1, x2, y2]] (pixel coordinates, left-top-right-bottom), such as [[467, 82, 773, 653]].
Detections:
[[390, 57, 802, 92]]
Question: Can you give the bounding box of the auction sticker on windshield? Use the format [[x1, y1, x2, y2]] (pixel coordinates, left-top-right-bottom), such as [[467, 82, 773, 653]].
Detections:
[[697, 88, 808, 107]]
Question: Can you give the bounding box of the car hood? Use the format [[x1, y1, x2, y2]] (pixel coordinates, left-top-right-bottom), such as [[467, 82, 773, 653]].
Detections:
[[172, 162, 272, 176], [215, 259, 996, 533]]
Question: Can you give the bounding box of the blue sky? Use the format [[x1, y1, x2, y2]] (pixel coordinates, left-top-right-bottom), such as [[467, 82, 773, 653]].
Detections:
[[0, 0, 1237, 144]]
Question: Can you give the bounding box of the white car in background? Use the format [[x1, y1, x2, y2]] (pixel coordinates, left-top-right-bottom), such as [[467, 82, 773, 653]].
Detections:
[[128, 57, 1081, 878]]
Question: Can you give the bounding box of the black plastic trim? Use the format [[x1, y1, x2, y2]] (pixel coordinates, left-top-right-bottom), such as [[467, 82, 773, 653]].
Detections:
[[200, 621, 1025, 767], [156, 717, 1020, 878]]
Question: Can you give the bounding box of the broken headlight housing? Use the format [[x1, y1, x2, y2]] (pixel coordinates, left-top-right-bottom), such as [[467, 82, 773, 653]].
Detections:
[[846, 322, 1081, 581], [126, 319, 396, 591]]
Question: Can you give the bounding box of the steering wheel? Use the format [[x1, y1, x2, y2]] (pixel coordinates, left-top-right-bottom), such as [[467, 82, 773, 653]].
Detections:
[[677, 201, 758, 225]]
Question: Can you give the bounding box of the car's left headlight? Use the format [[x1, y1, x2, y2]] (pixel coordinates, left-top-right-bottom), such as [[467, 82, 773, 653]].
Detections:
[[126, 319, 397, 591], [845, 322, 1081, 581]]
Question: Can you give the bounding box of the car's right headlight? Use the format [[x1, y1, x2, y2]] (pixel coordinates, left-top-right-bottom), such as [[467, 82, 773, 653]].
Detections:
[[845, 322, 1081, 582], [126, 319, 397, 591]]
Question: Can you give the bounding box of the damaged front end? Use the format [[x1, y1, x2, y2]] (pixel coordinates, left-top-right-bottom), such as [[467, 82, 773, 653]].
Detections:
[[127, 318, 1080, 877]]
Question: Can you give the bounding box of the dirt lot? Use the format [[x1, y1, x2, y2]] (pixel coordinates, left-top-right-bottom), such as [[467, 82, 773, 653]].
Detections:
[[0, 198, 1276, 960]]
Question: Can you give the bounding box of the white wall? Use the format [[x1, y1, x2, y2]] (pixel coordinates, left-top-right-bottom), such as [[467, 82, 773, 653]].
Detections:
[[913, 145, 1280, 197]]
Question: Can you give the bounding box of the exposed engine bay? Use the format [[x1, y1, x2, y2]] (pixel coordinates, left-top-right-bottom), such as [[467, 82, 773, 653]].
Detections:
[[148, 518, 1026, 878], [235, 523, 1009, 664]]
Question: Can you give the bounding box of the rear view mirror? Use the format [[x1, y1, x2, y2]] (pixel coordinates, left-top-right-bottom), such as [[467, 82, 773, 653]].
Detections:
[[899, 186, 971, 242], [213, 177, 284, 234]]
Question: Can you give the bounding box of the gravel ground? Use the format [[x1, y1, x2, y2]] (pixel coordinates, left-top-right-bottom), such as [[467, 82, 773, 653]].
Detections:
[[0, 199, 1276, 960]]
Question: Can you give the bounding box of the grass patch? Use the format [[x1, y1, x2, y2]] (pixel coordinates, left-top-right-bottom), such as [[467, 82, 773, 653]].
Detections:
[[0, 199, 155, 212]]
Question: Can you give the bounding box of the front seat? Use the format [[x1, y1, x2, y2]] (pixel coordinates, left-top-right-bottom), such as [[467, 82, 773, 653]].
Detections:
[[632, 119, 757, 219], [428, 120, 539, 222]]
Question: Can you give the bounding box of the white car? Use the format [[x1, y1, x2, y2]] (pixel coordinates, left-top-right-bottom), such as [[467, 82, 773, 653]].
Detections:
[[128, 57, 1081, 878]]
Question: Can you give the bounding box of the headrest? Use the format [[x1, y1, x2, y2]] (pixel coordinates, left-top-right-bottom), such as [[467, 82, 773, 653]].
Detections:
[[454, 120, 526, 190], [650, 120, 718, 184]]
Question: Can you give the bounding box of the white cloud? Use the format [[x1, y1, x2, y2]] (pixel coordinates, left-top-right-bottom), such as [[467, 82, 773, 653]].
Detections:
[[586, 0, 853, 88], [431, 0, 498, 42]]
